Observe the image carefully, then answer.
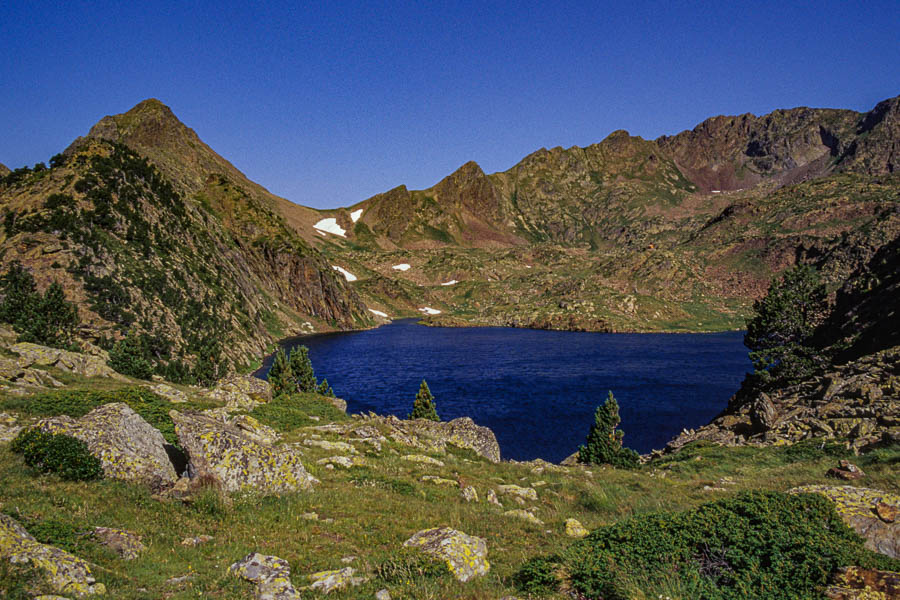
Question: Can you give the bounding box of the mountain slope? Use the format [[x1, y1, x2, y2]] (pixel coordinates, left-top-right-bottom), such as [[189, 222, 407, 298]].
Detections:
[[311, 95, 900, 332], [0, 102, 370, 381]]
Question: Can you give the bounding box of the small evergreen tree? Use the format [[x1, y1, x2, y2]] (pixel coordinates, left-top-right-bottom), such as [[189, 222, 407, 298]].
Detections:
[[745, 264, 828, 387], [108, 330, 154, 380], [316, 378, 335, 397], [268, 348, 295, 396], [578, 391, 639, 468], [408, 379, 439, 421], [0, 262, 79, 349], [289, 346, 317, 393]]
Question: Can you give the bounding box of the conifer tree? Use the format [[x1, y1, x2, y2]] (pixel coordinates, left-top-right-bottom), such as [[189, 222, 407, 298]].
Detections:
[[108, 330, 153, 380], [578, 391, 639, 468], [0, 262, 79, 349], [268, 348, 295, 396], [316, 378, 335, 397], [289, 345, 317, 392], [408, 379, 439, 421]]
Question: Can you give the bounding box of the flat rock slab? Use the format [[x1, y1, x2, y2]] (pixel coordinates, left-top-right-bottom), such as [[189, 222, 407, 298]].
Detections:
[[403, 527, 489, 582], [171, 410, 318, 494], [36, 403, 177, 486], [790, 485, 900, 558], [0, 513, 106, 596]]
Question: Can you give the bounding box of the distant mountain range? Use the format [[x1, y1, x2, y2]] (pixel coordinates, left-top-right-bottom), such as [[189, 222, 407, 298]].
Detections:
[[1, 95, 898, 374]]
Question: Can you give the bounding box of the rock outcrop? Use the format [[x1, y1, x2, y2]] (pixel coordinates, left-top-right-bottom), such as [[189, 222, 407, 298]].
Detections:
[[9, 342, 122, 379], [666, 345, 900, 452], [170, 410, 317, 493], [91, 527, 145, 560], [207, 375, 272, 411], [826, 566, 900, 600], [35, 403, 177, 486], [789, 485, 900, 559], [403, 527, 489, 582], [0, 513, 106, 596]]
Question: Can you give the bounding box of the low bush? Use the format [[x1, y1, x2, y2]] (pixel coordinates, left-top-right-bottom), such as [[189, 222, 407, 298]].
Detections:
[[11, 428, 103, 481], [516, 491, 900, 599]]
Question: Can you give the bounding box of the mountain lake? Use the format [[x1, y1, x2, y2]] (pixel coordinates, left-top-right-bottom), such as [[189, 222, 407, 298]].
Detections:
[[257, 319, 751, 462]]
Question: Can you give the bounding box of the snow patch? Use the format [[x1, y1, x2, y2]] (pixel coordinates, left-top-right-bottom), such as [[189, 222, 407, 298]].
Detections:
[[350, 209, 363, 223], [332, 265, 357, 282], [314, 218, 346, 237], [440, 280, 458, 286], [711, 190, 721, 194], [368, 309, 388, 318], [418, 307, 441, 315], [392, 263, 411, 271]]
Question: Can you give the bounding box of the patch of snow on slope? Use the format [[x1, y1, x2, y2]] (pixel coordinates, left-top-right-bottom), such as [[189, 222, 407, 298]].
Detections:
[[418, 307, 441, 315], [314, 218, 346, 237], [392, 263, 411, 271], [440, 280, 458, 286], [368, 309, 388, 318], [332, 265, 357, 282], [350, 209, 363, 223]]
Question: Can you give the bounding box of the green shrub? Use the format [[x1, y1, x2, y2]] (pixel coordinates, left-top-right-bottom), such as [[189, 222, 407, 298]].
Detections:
[[408, 379, 439, 421], [11, 428, 103, 481], [108, 330, 154, 380], [513, 555, 563, 596], [578, 391, 639, 468], [248, 392, 348, 433], [550, 491, 900, 600], [0, 262, 79, 349]]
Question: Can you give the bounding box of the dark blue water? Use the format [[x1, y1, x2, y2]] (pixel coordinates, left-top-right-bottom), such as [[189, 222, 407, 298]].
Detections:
[[258, 320, 750, 462]]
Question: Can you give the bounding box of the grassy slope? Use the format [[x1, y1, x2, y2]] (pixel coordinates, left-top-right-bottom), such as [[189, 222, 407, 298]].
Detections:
[[1, 380, 897, 599]]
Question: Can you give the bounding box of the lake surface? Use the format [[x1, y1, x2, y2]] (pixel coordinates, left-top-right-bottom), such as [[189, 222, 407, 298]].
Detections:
[[257, 320, 750, 462]]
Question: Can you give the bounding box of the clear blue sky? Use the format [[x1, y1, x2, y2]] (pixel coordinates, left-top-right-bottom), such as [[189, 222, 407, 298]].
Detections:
[[2, 1, 898, 208]]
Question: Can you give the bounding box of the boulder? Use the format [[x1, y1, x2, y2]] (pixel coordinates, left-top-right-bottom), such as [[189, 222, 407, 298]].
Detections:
[[229, 552, 301, 600], [790, 485, 900, 558], [403, 527, 489, 582], [207, 375, 272, 411], [421, 475, 457, 486], [308, 567, 366, 593], [0, 412, 24, 443], [0, 513, 106, 596], [827, 460, 866, 481], [230, 415, 280, 445], [150, 383, 188, 404], [498, 484, 538, 501], [402, 454, 444, 467], [565, 518, 589, 538], [91, 527, 145, 560], [461, 485, 478, 502], [503, 509, 543, 525], [825, 566, 900, 600], [316, 456, 364, 469], [171, 410, 317, 494], [403, 417, 501, 462], [10, 342, 122, 379], [303, 439, 357, 454], [35, 403, 177, 486]]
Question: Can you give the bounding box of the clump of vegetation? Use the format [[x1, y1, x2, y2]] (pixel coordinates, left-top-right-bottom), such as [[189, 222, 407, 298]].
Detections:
[[249, 392, 348, 432], [0, 261, 79, 349], [408, 379, 439, 421], [744, 264, 828, 387], [10, 428, 103, 481], [516, 491, 900, 599], [577, 391, 639, 468], [108, 330, 154, 379]]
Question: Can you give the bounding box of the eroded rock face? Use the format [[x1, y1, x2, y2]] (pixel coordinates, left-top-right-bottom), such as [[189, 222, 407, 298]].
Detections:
[[0, 513, 106, 596], [229, 552, 301, 600], [10, 342, 122, 379], [171, 410, 317, 494], [403, 527, 489, 582], [35, 403, 177, 486], [789, 485, 900, 559]]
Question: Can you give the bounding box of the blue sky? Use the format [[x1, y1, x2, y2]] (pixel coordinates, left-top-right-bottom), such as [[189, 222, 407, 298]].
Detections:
[[2, 1, 898, 208]]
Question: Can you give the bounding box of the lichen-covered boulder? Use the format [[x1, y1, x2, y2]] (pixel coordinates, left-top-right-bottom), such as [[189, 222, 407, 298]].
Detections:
[[0, 513, 106, 596], [10, 342, 121, 379], [461, 486, 478, 502], [0, 412, 24, 443], [303, 439, 357, 454], [403, 417, 501, 462], [35, 403, 177, 486], [171, 410, 318, 494], [504, 510, 543, 525], [565, 518, 589, 538], [208, 375, 272, 411], [308, 567, 366, 593], [150, 383, 188, 403], [403, 527, 489, 582], [92, 527, 145, 560], [402, 454, 444, 466], [498, 484, 538, 501], [789, 485, 900, 558], [229, 552, 301, 599], [230, 414, 280, 445], [825, 566, 900, 599]]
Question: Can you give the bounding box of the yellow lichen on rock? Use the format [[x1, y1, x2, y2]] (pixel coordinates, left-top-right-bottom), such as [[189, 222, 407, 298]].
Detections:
[[403, 526, 489, 582]]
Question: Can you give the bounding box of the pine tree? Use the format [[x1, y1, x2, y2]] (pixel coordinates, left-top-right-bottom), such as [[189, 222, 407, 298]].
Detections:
[[268, 348, 295, 396], [316, 378, 335, 397], [408, 379, 439, 421], [0, 262, 79, 349], [289, 346, 317, 393], [108, 330, 153, 380], [578, 391, 639, 468]]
